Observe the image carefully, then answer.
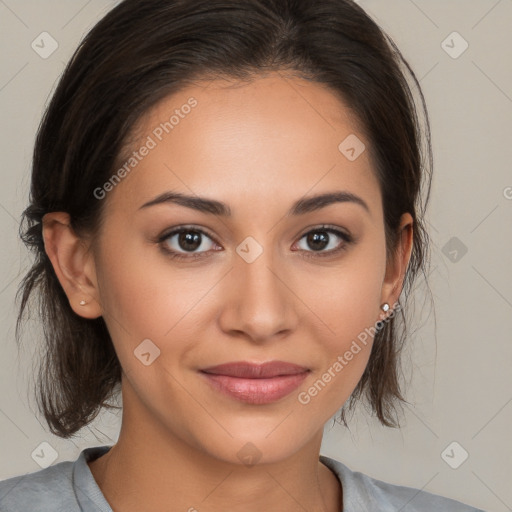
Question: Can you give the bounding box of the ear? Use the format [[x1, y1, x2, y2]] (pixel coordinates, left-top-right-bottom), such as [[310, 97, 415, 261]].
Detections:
[[42, 212, 102, 319], [379, 212, 414, 320]]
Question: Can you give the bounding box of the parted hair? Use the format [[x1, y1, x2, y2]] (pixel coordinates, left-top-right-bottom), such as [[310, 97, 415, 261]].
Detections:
[[16, 0, 433, 438]]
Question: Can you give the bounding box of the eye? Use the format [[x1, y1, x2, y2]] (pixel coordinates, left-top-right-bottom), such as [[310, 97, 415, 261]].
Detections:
[[158, 226, 219, 261], [157, 224, 355, 262], [294, 225, 354, 259]]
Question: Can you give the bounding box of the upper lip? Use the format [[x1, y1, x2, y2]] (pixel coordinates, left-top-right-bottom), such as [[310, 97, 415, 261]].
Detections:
[[200, 361, 310, 378]]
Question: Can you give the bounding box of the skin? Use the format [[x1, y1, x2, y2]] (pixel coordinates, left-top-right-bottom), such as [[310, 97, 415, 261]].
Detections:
[[42, 72, 413, 512]]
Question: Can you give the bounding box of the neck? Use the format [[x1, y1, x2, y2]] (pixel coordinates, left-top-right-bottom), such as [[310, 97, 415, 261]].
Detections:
[[87, 376, 343, 512]]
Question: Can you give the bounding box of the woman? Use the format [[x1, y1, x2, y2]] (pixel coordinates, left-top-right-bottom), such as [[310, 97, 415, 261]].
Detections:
[[0, 0, 485, 510]]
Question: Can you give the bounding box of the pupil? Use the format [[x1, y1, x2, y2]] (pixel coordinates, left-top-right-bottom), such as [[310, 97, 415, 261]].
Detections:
[[179, 231, 201, 251], [308, 231, 328, 251]]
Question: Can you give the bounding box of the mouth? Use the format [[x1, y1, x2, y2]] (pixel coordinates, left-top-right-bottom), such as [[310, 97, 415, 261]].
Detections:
[[199, 361, 310, 405], [200, 360, 310, 378]]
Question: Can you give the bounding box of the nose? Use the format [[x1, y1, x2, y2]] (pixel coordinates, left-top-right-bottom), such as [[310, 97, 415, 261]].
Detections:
[[218, 249, 299, 344]]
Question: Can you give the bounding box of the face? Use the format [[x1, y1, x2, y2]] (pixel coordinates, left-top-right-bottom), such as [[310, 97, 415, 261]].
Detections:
[[88, 72, 397, 465]]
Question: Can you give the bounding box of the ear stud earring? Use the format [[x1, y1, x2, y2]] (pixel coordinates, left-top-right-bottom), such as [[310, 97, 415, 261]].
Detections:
[[79, 300, 87, 306], [381, 303, 390, 312]]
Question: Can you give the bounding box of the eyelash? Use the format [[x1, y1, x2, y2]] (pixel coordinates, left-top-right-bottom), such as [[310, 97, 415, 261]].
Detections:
[[157, 224, 355, 262]]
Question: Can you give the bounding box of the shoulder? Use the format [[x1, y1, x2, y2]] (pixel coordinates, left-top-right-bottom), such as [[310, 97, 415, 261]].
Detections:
[[0, 460, 77, 512], [319, 454, 486, 512], [0, 445, 112, 512]]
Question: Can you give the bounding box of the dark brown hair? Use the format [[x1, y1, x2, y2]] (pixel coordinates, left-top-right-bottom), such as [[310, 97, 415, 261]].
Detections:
[[16, 0, 433, 438]]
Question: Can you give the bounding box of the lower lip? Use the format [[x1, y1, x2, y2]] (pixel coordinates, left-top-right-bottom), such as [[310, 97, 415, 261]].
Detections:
[[200, 371, 310, 405]]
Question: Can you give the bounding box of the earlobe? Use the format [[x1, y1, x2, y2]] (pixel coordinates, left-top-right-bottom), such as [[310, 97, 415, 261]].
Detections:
[[42, 212, 102, 319]]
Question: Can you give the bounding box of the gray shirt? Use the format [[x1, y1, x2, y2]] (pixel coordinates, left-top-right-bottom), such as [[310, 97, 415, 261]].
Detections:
[[0, 445, 485, 511]]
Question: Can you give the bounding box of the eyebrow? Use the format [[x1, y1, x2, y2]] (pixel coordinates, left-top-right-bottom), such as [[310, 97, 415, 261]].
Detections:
[[139, 190, 370, 216]]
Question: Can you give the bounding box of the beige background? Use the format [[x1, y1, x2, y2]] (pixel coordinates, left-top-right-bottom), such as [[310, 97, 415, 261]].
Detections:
[[0, 1, 511, 510]]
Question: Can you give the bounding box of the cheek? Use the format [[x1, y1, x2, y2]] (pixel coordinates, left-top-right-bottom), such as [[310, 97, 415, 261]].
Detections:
[[94, 233, 201, 357], [292, 241, 385, 412], [302, 244, 386, 348]]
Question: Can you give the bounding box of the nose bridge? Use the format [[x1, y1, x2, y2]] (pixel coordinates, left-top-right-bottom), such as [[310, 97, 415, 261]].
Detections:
[[225, 237, 295, 340]]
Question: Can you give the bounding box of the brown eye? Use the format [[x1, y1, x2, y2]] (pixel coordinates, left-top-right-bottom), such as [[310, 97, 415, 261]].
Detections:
[[305, 231, 330, 251], [295, 226, 354, 258], [175, 231, 202, 252], [158, 226, 219, 260]]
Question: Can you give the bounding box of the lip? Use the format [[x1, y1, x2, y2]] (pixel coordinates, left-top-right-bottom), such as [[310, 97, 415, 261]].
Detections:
[[199, 361, 310, 405], [201, 361, 309, 378]]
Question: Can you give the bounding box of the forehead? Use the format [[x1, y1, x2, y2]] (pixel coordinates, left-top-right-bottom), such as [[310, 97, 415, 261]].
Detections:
[[107, 72, 380, 218]]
